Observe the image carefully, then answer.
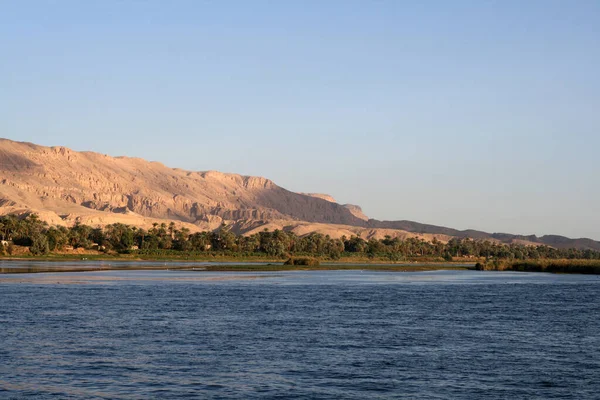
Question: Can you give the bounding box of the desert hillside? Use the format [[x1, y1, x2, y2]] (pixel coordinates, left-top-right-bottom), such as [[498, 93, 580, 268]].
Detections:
[[1, 138, 598, 250], [0, 138, 365, 227]]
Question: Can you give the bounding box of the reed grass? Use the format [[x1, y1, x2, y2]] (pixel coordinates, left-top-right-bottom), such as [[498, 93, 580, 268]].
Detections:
[[475, 259, 600, 274]]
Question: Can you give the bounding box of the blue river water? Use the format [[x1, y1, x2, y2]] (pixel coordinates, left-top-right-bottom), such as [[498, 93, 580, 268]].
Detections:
[[1, 267, 599, 399]]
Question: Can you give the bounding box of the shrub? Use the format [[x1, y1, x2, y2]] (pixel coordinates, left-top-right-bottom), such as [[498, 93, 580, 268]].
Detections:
[[284, 257, 320, 266], [30, 234, 50, 256]]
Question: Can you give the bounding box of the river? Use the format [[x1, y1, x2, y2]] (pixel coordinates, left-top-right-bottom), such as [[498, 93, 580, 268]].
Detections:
[[1, 264, 599, 398]]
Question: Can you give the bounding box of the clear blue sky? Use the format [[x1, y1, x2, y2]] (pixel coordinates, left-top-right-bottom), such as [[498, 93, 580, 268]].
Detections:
[[1, 1, 599, 239]]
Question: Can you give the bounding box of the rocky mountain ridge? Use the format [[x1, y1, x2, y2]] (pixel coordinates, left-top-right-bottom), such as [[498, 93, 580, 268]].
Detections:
[[1, 138, 598, 251]]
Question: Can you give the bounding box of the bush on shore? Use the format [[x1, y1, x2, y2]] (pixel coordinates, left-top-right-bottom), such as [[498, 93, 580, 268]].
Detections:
[[284, 257, 320, 266]]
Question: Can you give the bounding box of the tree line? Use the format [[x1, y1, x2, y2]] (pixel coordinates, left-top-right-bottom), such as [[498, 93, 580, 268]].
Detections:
[[1, 214, 599, 260]]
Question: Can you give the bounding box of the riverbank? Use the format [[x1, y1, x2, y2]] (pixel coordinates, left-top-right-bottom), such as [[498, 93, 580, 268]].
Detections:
[[0, 259, 473, 274], [475, 259, 600, 274], [0, 249, 477, 265], [3, 253, 600, 275]]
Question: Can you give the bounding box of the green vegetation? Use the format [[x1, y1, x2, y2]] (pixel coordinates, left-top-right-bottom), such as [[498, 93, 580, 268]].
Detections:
[[284, 257, 320, 266], [1, 215, 600, 272], [475, 259, 600, 274]]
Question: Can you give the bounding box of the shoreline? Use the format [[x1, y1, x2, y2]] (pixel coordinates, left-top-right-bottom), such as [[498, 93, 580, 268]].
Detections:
[[0, 253, 476, 265], [0, 259, 474, 274], [2, 256, 599, 275]]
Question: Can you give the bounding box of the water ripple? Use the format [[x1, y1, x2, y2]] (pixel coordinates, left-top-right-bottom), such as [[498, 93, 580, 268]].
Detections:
[[1, 269, 599, 398]]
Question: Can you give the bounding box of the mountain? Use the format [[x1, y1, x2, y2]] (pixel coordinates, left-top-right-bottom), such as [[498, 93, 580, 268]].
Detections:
[[1, 138, 598, 251], [302, 193, 369, 221]]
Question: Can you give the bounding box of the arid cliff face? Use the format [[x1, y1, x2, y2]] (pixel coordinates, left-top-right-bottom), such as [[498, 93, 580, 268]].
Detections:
[[0, 138, 365, 229], [1, 138, 598, 250]]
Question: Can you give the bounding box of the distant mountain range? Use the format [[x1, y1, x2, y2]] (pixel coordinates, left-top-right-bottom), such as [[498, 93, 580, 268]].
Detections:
[[1, 138, 598, 251]]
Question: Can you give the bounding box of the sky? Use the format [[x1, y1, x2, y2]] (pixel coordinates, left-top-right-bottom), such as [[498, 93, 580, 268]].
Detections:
[[1, 1, 599, 239]]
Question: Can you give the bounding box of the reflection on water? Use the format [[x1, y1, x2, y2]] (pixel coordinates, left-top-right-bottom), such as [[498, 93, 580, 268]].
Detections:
[[1, 267, 599, 398], [0, 272, 280, 285], [0, 259, 473, 275], [0, 260, 275, 274], [0, 264, 598, 285]]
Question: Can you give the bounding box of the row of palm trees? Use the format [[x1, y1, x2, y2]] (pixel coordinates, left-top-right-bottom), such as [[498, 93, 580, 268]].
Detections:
[[1, 214, 599, 260]]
